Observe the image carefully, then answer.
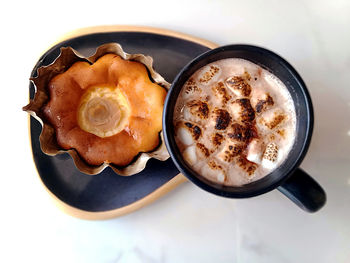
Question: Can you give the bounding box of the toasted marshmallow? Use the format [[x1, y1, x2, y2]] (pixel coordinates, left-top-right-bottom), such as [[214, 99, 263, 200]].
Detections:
[[227, 122, 256, 143], [182, 78, 202, 100], [196, 142, 211, 159], [183, 100, 210, 123], [212, 81, 231, 105], [198, 64, 221, 85], [262, 142, 279, 169], [225, 75, 251, 97], [216, 142, 243, 163], [176, 121, 202, 146], [177, 127, 194, 145], [211, 108, 231, 130], [211, 132, 224, 149], [259, 109, 286, 130], [236, 156, 257, 176], [251, 91, 274, 114], [228, 98, 255, 124], [202, 159, 227, 183], [183, 146, 197, 165], [246, 139, 263, 164]]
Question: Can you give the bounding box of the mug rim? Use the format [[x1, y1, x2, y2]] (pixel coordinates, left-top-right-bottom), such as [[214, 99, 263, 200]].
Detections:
[[163, 44, 314, 198]]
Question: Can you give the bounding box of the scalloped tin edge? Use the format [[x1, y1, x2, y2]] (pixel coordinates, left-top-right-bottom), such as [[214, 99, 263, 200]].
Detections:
[[24, 43, 170, 176]]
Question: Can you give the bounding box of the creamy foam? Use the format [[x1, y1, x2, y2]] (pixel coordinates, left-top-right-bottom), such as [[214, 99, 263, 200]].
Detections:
[[174, 58, 296, 186]]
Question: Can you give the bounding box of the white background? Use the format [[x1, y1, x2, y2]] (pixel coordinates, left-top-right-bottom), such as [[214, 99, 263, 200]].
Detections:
[[1, 0, 350, 262]]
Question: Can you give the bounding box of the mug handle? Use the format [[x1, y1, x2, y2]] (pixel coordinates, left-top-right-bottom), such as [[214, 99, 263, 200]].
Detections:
[[277, 168, 326, 213]]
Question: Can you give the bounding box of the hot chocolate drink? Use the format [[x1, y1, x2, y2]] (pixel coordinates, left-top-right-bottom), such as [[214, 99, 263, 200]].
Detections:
[[173, 58, 296, 186]]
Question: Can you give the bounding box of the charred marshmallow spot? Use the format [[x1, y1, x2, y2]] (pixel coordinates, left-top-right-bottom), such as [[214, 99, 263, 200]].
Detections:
[[206, 159, 226, 183], [184, 100, 210, 122], [262, 142, 279, 169], [255, 94, 274, 113], [227, 122, 257, 143], [217, 142, 244, 163], [229, 98, 255, 124], [236, 156, 257, 176], [176, 121, 202, 146], [198, 65, 221, 85], [196, 142, 210, 158], [212, 82, 231, 105], [259, 109, 286, 130], [183, 78, 202, 99], [212, 108, 231, 130], [211, 133, 224, 148], [225, 75, 251, 97]]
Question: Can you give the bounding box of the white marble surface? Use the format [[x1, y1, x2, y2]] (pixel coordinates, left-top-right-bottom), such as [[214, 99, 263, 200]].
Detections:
[[1, 0, 350, 262]]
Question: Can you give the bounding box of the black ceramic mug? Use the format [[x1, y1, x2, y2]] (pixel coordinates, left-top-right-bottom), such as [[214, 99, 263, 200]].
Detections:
[[163, 44, 326, 213]]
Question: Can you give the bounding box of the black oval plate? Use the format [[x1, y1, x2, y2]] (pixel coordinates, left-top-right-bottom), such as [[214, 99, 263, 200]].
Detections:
[[29, 30, 212, 213]]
